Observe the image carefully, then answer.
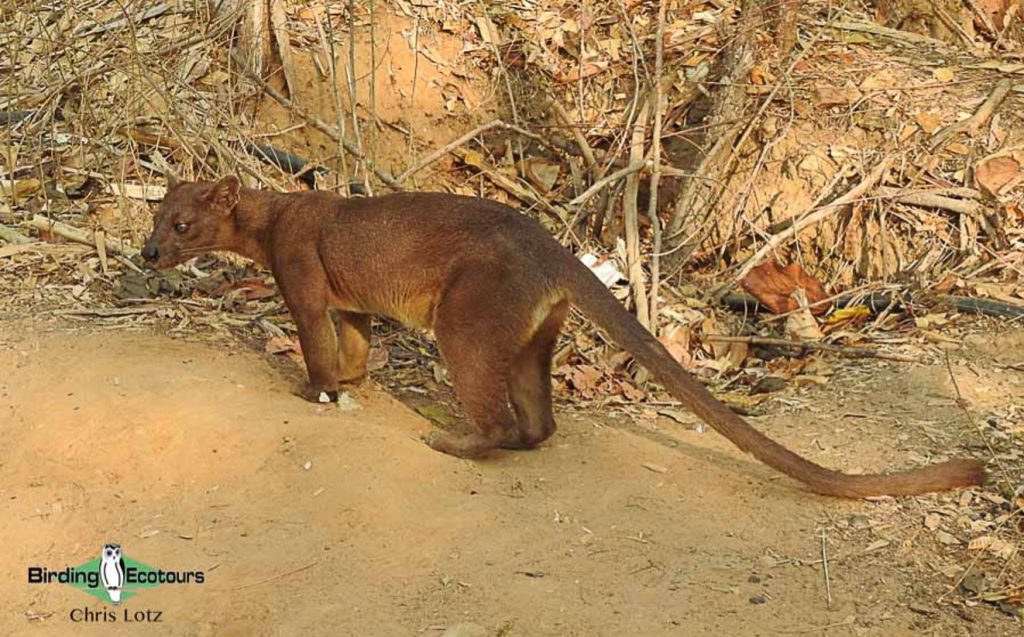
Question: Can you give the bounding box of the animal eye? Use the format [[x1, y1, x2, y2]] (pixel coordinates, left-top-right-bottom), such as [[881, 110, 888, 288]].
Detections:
[[174, 223, 189, 234]]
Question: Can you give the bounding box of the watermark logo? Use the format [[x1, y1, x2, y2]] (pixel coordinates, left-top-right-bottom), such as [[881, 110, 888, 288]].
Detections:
[[28, 543, 204, 621]]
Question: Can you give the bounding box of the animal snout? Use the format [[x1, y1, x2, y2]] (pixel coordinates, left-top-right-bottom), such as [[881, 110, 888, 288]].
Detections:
[[141, 243, 159, 263]]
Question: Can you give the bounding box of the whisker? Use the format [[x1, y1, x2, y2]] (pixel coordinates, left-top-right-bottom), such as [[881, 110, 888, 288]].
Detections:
[[178, 245, 227, 255]]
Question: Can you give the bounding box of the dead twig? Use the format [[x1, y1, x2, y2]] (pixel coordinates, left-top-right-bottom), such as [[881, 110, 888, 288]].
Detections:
[[877, 187, 983, 216], [54, 306, 164, 317], [21, 215, 137, 258], [228, 51, 401, 189], [664, 0, 765, 256], [546, 98, 599, 178], [393, 119, 501, 182], [646, 0, 668, 336], [228, 560, 319, 591], [721, 157, 892, 299], [269, 0, 297, 97], [318, 0, 350, 190], [820, 528, 832, 608], [701, 335, 918, 363], [878, 187, 1005, 250], [624, 98, 651, 329], [943, 352, 1012, 490], [345, 0, 368, 191], [0, 225, 33, 245], [450, 148, 570, 225], [928, 79, 1014, 151], [75, 1, 170, 37], [568, 160, 648, 207], [820, 20, 950, 48]]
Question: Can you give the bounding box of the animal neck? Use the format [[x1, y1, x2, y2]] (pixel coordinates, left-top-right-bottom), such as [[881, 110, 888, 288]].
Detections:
[[228, 188, 278, 267]]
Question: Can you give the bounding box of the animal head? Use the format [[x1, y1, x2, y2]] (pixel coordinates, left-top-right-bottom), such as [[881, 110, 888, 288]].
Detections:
[[142, 175, 241, 268], [102, 544, 122, 561]]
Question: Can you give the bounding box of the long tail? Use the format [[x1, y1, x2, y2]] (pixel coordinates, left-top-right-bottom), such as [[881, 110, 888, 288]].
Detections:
[[562, 255, 987, 497]]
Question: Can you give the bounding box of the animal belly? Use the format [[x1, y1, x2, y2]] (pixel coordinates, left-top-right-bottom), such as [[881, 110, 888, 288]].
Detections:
[[386, 293, 437, 329], [326, 289, 436, 330]]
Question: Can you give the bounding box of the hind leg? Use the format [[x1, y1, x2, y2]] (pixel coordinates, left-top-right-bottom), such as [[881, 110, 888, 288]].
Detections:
[[505, 300, 568, 449], [331, 310, 372, 384], [425, 274, 530, 458]]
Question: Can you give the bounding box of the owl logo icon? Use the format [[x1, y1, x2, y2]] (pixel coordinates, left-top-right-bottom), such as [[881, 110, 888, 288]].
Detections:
[[99, 543, 126, 605]]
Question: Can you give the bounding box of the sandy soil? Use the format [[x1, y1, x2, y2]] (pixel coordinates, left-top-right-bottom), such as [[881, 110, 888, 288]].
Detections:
[[0, 319, 1019, 636]]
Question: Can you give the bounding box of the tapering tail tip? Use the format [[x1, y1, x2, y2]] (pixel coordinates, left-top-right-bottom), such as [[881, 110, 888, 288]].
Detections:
[[880, 458, 989, 497], [808, 458, 989, 498], [948, 458, 990, 489]]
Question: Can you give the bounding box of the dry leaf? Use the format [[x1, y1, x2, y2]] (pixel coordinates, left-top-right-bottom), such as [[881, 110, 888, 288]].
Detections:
[[0, 178, 42, 198], [784, 289, 824, 340], [566, 365, 603, 399], [461, 150, 485, 168], [266, 336, 300, 355], [741, 261, 830, 315], [523, 157, 560, 192], [968, 536, 1016, 559], [659, 324, 692, 367], [976, 0, 1012, 28], [366, 345, 389, 372], [932, 67, 955, 82], [814, 83, 862, 108], [914, 313, 949, 329], [749, 65, 775, 85], [976, 152, 1023, 198], [555, 61, 607, 83], [474, 14, 501, 45], [915, 112, 942, 134], [825, 306, 871, 324]]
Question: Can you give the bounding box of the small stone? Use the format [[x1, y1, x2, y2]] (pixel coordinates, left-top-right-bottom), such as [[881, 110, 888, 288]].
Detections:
[[848, 514, 871, 530], [909, 603, 936, 616], [748, 574, 761, 583], [750, 376, 786, 395], [757, 555, 778, 570], [441, 622, 489, 637], [749, 595, 767, 605], [336, 392, 360, 411]]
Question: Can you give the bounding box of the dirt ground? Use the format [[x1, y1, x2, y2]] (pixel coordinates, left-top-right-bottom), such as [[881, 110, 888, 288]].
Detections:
[[1, 317, 1019, 637]]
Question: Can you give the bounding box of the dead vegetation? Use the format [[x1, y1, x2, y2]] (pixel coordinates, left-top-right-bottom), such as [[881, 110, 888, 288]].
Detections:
[[2, 0, 1023, 626]]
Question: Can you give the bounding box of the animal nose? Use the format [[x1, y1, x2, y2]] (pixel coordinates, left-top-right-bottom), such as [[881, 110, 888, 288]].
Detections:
[[141, 243, 159, 262]]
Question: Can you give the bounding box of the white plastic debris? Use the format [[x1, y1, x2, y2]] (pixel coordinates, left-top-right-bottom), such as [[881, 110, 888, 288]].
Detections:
[[579, 253, 626, 288]]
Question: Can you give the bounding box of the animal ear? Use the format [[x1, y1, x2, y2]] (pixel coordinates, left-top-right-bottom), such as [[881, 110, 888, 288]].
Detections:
[[165, 171, 180, 188], [210, 175, 241, 214]]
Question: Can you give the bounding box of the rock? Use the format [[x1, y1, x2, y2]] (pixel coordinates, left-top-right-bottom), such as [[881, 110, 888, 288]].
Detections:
[[751, 376, 786, 395], [442, 622, 489, 637]]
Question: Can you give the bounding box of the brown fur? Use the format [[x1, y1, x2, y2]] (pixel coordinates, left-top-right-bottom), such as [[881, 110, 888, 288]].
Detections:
[[143, 176, 988, 498]]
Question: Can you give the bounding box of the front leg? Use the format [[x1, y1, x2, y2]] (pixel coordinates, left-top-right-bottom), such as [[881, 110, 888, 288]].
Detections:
[[331, 310, 372, 384], [294, 306, 341, 402], [277, 270, 340, 402]]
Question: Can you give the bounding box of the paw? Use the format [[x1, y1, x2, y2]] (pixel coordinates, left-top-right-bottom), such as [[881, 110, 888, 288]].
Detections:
[[423, 431, 452, 452], [498, 432, 532, 450], [294, 384, 339, 403], [338, 373, 367, 387], [423, 431, 499, 458]]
